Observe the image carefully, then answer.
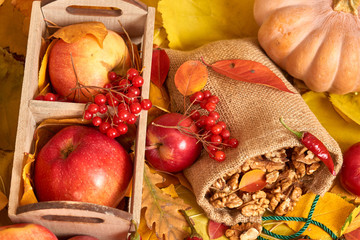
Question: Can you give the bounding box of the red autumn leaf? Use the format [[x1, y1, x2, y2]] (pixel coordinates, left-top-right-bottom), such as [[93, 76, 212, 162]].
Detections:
[[208, 220, 229, 239], [202, 58, 294, 93], [174, 60, 208, 96], [239, 169, 267, 192], [151, 48, 170, 88], [345, 227, 360, 240]]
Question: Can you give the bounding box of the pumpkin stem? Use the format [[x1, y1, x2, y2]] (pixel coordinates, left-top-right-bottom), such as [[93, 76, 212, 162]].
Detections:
[[333, 0, 360, 15]]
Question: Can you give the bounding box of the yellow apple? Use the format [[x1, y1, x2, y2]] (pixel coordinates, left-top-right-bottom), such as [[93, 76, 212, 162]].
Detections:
[[48, 30, 131, 103]]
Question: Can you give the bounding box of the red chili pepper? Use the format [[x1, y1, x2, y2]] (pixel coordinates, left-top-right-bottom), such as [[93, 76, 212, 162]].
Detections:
[[280, 117, 336, 176]]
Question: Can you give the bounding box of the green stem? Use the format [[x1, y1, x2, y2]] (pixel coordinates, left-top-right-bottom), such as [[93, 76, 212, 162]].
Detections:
[[279, 117, 303, 139], [333, 0, 360, 15]]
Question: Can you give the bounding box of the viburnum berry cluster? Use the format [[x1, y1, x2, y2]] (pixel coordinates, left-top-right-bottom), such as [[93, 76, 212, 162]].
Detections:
[[82, 68, 152, 139], [188, 90, 239, 162]]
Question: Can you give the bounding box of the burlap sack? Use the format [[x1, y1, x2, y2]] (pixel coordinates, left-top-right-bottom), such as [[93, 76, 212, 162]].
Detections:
[[165, 38, 343, 226]]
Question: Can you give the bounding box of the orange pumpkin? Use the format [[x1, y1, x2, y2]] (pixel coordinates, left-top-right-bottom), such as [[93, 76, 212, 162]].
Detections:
[[254, 0, 360, 94]]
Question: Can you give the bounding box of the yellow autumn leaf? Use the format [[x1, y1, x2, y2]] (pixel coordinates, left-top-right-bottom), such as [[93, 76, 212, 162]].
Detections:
[[161, 184, 179, 198], [158, 0, 258, 50], [0, 191, 7, 211], [19, 153, 38, 206], [330, 93, 360, 125], [302, 91, 360, 152], [0, 0, 28, 55], [50, 22, 108, 48], [286, 192, 355, 239], [0, 0, 4, 6], [148, 81, 170, 123], [342, 205, 360, 235], [38, 39, 57, 94], [139, 209, 161, 240], [142, 164, 191, 240]]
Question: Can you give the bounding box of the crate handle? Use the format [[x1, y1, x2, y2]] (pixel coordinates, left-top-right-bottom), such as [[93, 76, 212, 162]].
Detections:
[[42, 214, 104, 223], [65, 5, 123, 17]]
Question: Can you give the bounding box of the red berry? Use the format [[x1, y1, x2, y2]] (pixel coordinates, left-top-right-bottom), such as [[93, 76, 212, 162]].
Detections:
[[94, 94, 106, 105], [228, 138, 239, 148], [205, 102, 216, 112], [83, 110, 93, 120], [125, 92, 138, 104], [196, 115, 207, 128], [132, 76, 144, 87], [92, 116, 102, 126], [118, 103, 129, 112], [126, 113, 137, 124], [210, 134, 223, 145], [190, 110, 200, 121], [207, 145, 217, 153], [106, 93, 119, 107], [190, 91, 204, 103], [128, 86, 141, 96], [107, 127, 119, 138], [99, 122, 111, 133], [35, 95, 45, 100], [205, 116, 216, 128], [207, 95, 219, 104], [214, 150, 226, 162], [44, 92, 56, 101], [87, 103, 99, 114], [118, 109, 130, 121], [130, 102, 142, 114], [141, 99, 152, 110], [103, 83, 113, 89], [203, 90, 211, 99], [208, 111, 220, 121], [99, 104, 108, 114], [217, 121, 226, 130], [211, 124, 223, 135], [199, 100, 208, 109], [127, 68, 140, 81], [118, 79, 131, 90], [220, 129, 230, 139], [113, 115, 123, 125], [117, 123, 128, 135], [108, 71, 118, 81]]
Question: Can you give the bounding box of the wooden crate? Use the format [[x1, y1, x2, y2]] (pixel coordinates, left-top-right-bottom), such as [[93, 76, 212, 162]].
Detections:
[[8, 0, 155, 239]]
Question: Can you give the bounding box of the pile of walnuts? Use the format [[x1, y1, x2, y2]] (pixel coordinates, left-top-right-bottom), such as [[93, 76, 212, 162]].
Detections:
[[207, 146, 322, 239]]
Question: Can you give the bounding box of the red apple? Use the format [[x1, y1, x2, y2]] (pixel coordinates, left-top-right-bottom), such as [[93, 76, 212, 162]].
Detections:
[[145, 113, 202, 172], [34, 125, 133, 207], [67, 236, 99, 240], [340, 142, 360, 196], [0, 223, 57, 240], [48, 30, 131, 103]]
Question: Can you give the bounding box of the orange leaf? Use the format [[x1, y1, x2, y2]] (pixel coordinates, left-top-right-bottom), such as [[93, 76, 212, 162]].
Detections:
[[239, 169, 267, 192], [174, 60, 207, 96], [202, 58, 294, 93]]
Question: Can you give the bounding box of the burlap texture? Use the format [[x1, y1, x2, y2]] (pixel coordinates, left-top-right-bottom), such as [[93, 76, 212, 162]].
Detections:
[[164, 38, 343, 226]]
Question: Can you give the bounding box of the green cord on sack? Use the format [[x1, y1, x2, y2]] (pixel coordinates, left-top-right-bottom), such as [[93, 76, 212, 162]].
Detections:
[[257, 195, 339, 240]]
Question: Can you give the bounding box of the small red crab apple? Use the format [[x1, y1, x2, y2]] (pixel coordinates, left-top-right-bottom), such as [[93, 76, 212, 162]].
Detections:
[[145, 113, 202, 172]]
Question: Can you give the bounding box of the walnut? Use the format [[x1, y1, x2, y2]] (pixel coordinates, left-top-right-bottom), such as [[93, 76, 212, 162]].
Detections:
[[210, 192, 243, 209], [293, 160, 306, 178], [241, 202, 266, 217], [248, 157, 286, 172], [264, 149, 288, 163], [228, 173, 240, 191], [241, 193, 252, 203], [211, 178, 227, 192], [226, 223, 262, 240], [306, 162, 321, 175], [225, 193, 243, 208], [290, 187, 302, 202], [292, 146, 321, 165], [275, 198, 293, 216], [266, 171, 279, 184]]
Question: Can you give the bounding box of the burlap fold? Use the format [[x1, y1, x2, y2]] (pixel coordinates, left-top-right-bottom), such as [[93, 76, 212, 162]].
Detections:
[[165, 38, 343, 226]]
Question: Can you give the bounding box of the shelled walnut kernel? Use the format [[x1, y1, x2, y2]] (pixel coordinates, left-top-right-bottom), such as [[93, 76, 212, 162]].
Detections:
[[208, 146, 321, 217], [225, 222, 262, 240]]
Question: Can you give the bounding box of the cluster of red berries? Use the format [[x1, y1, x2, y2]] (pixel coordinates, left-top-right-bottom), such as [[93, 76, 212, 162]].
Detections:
[[34, 92, 68, 102], [83, 68, 152, 139], [188, 90, 239, 162]]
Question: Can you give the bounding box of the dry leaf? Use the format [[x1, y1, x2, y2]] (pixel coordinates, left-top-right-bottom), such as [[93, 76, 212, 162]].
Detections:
[[142, 164, 191, 240], [344, 227, 360, 240], [148, 81, 170, 123], [50, 22, 108, 47], [174, 60, 207, 96], [0, 191, 7, 211], [239, 169, 267, 192], [161, 184, 179, 198], [330, 178, 360, 204], [37, 39, 57, 95], [0, 0, 4, 6], [151, 48, 170, 88], [139, 208, 160, 240], [19, 153, 37, 206], [329, 93, 360, 125], [208, 220, 228, 239], [286, 192, 355, 239], [302, 91, 360, 152], [157, 0, 258, 50], [203, 58, 294, 93]]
